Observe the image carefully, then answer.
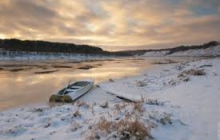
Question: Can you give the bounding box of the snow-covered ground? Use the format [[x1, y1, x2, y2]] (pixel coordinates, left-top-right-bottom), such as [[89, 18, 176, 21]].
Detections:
[[0, 57, 219, 140], [142, 50, 169, 57], [169, 45, 220, 57]]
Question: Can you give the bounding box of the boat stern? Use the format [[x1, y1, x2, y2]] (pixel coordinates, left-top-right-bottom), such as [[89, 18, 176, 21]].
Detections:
[[49, 94, 73, 103]]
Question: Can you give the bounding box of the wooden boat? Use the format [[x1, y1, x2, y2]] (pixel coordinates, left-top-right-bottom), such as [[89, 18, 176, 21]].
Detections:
[[49, 79, 94, 102]]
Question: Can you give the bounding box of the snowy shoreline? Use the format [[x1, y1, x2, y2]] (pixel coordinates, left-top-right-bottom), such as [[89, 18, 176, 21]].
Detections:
[[0, 50, 116, 61], [0, 57, 219, 140]]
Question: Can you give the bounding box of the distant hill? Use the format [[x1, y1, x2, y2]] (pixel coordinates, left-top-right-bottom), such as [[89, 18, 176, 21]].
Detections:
[[118, 41, 220, 57], [166, 41, 220, 55], [0, 39, 219, 57], [0, 39, 109, 55]]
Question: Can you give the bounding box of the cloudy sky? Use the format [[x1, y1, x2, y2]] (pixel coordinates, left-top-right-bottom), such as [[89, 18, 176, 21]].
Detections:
[[0, 0, 219, 50]]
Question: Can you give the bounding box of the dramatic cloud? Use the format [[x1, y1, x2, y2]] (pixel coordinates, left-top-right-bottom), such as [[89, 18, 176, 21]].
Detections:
[[0, 0, 219, 50]]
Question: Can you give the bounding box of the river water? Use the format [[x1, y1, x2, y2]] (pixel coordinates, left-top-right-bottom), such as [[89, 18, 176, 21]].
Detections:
[[0, 57, 198, 110], [0, 57, 160, 110]]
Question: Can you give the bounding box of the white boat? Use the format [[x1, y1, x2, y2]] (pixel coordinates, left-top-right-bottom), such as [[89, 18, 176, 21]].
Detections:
[[49, 79, 94, 102]]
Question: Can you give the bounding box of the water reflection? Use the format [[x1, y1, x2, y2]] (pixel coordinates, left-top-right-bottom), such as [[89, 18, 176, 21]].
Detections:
[[0, 58, 153, 110]]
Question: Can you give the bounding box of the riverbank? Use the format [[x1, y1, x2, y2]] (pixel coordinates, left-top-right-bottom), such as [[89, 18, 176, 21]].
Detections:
[[0, 57, 219, 140]]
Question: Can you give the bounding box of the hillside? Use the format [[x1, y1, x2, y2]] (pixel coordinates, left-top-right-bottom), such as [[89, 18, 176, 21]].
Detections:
[[116, 41, 220, 57], [143, 41, 220, 57]]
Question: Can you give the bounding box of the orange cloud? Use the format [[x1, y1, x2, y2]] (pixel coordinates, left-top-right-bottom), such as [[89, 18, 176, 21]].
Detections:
[[0, 0, 219, 50]]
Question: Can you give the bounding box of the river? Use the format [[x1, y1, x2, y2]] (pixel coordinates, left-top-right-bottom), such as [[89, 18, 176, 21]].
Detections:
[[0, 57, 159, 110]]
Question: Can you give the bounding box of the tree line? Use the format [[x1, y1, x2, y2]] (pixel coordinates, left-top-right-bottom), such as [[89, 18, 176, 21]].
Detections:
[[0, 39, 108, 54]]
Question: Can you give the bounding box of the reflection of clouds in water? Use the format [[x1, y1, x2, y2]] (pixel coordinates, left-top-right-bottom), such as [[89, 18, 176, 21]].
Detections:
[[14, 74, 47, 85], [90, 67, 138, 72], [77, 70, 138, 78], [15, 76, 23, 82], [28, 80, 41, 85], [27, 75, 53, 85], [0, 59, 149, 110]]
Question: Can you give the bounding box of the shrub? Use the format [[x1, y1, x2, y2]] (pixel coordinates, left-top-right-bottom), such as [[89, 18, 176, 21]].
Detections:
[[91, 117, 152, 140]]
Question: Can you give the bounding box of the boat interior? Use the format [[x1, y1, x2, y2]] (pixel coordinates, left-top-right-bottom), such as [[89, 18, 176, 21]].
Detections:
[[58, 81, 91, 95]]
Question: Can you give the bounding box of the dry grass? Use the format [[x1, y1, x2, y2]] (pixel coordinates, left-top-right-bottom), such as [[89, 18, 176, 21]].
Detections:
[[141, 96, 145, 103], [114, 103, 127, 112], [136, 81, 147, 87], [0, 125, 26, 136], [97, 117, 114, 132], [133, 102, 145, 113], [178, 69, 206, 77], [159, 113, 172, 125], [73, 110, 81, 117], [152, 59, 177, 65], [91, 117, 152, 140], [70, 121, 82, 132], [76, 101, 90, 108]]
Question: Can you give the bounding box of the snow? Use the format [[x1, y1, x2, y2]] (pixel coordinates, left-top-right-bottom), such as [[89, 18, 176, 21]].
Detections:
[[0, 51, 113, 61], [169, 45, 220, 57], [100, 57, 220, 140], [151, 58, 220, 140], [0, 57, 220, 140], [0, 98, 178, 140], [143, 50, 169, 57]]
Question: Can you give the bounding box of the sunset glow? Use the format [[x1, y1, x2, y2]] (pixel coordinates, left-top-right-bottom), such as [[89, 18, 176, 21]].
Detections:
[[0, 0, 219, 50]]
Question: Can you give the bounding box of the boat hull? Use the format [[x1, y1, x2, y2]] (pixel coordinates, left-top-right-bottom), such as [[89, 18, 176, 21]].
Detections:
[[49, 80, 94, 102]]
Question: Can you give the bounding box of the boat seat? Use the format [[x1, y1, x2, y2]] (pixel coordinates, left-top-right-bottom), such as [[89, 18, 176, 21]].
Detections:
[[69, 86, 81, 89], [65, 89, 76, 92]]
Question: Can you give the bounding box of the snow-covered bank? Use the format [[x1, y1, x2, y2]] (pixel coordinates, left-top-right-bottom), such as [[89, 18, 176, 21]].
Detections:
[[0, 57, 219, 140], [99, 57, 220, 140], [0, 51, 114, 61]]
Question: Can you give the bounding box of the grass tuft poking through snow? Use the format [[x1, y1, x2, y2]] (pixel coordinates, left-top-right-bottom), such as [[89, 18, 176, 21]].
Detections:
[[179, 69, 206, 76], [76, 101, 90, 108], [133, 102, 145, 113], [73, 109, 81, 118], [89, 116, 153, 140]]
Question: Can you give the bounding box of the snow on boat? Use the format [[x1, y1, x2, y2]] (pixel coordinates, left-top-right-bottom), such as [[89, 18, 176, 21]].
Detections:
[[49, 79, 94, 102]]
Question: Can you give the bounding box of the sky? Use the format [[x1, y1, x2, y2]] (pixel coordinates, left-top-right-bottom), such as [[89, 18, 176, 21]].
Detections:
[[0, 0, 219, 51]]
